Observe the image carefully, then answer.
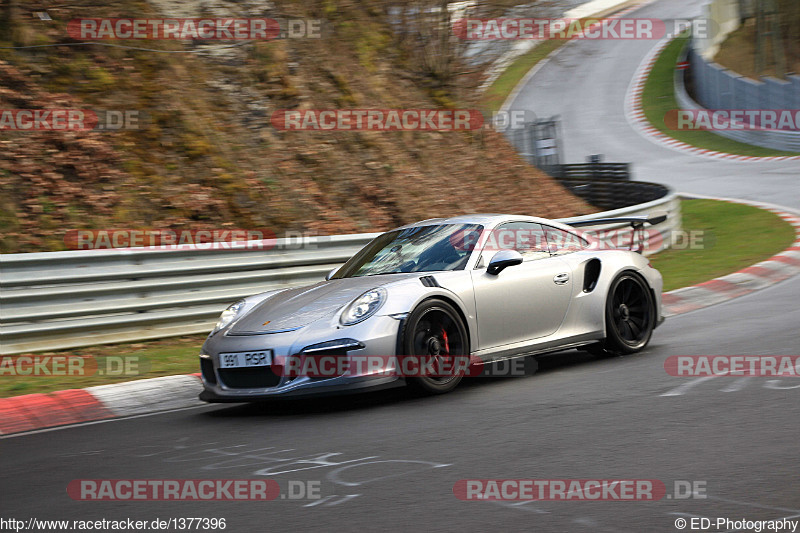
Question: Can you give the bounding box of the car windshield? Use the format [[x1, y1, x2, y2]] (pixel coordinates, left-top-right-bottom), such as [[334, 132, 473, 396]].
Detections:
[[332, 224, 484, 278]]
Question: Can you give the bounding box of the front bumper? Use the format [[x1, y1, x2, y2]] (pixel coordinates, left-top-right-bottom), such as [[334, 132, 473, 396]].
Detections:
[[199, 314, 404, 401]]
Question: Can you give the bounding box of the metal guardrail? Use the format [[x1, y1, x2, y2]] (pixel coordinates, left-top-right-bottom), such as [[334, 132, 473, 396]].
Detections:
[[0, 192, 679, 354]]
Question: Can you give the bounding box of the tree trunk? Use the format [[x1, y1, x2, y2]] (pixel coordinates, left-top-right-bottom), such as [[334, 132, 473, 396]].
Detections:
[[0, 0, 18, 42]]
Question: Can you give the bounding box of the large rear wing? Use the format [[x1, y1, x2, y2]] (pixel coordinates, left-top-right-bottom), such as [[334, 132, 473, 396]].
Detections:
[[566, 212, 667, 229], [565, 211, 668, 253]]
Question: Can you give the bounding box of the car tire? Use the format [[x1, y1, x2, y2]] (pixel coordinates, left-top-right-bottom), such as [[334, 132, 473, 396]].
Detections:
[[597, 271, 655, 356], [402, 299, 469, 394]]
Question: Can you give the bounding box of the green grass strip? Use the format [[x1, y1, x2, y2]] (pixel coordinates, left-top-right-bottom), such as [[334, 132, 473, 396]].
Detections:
[[641, 36, 800, 157], [650, 199, 796, 292]]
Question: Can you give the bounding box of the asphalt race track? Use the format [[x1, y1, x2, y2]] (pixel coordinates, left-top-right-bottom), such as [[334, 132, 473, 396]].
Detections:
[[3, 282, 800, 531], [2, 0, 799, 531]]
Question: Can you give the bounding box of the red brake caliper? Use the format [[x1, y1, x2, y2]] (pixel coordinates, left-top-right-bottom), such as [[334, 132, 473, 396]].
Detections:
[[441, 328, 450, 355]]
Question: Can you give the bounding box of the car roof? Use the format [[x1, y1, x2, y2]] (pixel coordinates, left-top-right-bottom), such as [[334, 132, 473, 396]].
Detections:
[[395, 214, 578, 232]]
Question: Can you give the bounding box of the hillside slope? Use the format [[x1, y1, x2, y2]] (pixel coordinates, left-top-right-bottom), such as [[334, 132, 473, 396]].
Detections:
[[0, 0, 592, 253]]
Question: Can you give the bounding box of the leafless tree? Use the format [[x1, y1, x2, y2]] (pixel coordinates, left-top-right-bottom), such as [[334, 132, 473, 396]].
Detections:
[[390, 0, 469, 86], [0, 0, 18, 42]]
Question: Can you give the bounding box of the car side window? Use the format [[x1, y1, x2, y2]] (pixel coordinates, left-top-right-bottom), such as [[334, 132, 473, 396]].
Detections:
[[478, 222, 550, 266], [543, 226, 588, 256]]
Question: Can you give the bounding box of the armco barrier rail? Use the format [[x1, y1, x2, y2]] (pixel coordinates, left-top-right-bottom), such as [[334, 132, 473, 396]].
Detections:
[[0, 192, 679, 354]]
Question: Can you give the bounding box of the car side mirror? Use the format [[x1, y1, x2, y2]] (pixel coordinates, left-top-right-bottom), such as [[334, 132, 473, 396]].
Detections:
[[487, 250, 523, 275], [325, 267, 339, 281]]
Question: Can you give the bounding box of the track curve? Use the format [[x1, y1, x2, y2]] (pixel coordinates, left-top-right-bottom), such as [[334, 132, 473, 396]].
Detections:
[[507, 0, 800, 210]]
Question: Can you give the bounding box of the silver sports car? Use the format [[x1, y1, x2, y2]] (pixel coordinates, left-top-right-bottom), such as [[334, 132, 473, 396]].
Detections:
[[199, 213, 665, 401]]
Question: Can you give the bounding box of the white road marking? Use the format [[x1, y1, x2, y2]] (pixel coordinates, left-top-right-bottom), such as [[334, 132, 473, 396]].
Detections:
[[660, 376, 717, 396]]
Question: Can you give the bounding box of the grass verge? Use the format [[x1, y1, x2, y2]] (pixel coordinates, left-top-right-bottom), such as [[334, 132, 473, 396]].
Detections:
[[650, 199, 796, 292], [1, 200, 795, 397], [641, 36, 800, 157], [0, 335, 206, 398]]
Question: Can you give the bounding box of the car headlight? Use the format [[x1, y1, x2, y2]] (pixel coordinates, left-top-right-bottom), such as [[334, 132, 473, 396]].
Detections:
[[340, 288, 387, 326], [212, 300, 246, 334]]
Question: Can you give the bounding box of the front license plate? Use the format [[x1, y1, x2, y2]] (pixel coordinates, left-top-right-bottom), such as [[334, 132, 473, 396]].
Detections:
[[219, 350, 273, 369]]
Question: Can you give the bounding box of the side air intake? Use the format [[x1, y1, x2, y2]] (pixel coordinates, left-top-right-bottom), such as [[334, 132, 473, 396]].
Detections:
[[419, 276, 440, 288], [583, 259, 602, 293]]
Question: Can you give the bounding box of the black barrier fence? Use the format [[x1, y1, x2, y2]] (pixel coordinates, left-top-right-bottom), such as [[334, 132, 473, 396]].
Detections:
[[505, 118, 667, 209], [545, 162, 631, 181], [558, 179, 670, 211]]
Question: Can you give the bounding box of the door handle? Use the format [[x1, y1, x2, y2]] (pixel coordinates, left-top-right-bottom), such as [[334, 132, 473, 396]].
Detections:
[[553, 273, 570, 285]]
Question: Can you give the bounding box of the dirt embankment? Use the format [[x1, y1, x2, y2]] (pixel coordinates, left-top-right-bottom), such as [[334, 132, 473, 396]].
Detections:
[[0, 0, 591, 253]]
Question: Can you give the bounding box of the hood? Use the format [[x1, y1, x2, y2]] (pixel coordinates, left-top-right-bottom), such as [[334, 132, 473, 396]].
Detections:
[[228, 274, 417, 335]]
